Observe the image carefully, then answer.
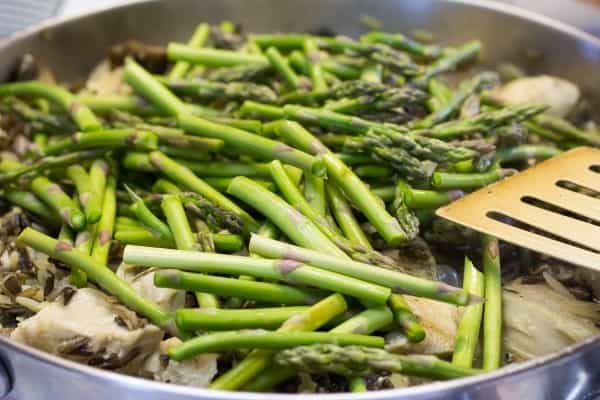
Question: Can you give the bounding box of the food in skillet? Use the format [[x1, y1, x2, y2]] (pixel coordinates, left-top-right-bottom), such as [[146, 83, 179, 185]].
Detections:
[[0, 20, 599, 393]]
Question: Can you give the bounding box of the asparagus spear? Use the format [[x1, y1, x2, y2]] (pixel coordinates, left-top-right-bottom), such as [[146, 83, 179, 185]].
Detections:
[[249, 236, 473, 306], [168, 23, 211, 79], [66, 165, 103, 224], [167, 44, 268, 67], [482, 235, 502, 370], [2, 190, 59, 228], [177, 113, 325, 175], [227, 176, 348, 257], [246, 306, 393, 391], [0, 150, 105, 185], [264, 47, 301, 90], [158, 77, 277, 103], [125, 185, 173, 240], [210, 293, 347, 390], [154, 269, 323, 305], [452, 257, 485, 368], [17, 228, 178, 335], [30, 176, 86, 231], [170, 330, 383, 361], [275, 344, 481, 379], [361, 31, 442, 59], [148, 151, 259, 232], [431, 168, 515, 190], [175, 306, 310, 331], [416, 40, 482, 83], [90, 175, 117, 266], [274, 120, 410, 245], [123, 57, 188, 116], [304, 37, 328, 91], [115, 229, 242, 252], [0, 81, 102, 131], [388, 294, 425, 342], [395, 179, 463, 209], [123, 245, 392, 305], [44, 129, 158, 155]]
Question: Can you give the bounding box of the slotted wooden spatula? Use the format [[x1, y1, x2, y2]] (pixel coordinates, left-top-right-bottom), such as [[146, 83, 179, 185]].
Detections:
[[437, 147, 600, 271]]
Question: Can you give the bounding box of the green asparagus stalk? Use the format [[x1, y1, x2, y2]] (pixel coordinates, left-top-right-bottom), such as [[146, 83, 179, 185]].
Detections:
[[246, 306, 393, 391], [326, 184, 370, 249], [210, 293, 347, 390], [2, 190, 59, 228], [482, 235, 502, 370], [395, 179, 464, 209], [115, 229, 242, 252], [304, 37, 328, 91], [361, 31, 442, 58], [66, 165, 103, 224], [160, 194, 198, 251], [0, 150, 105, 185], [431, 168, 515, 190], [238, 100, 286, 120], [124, 185, 173, 240], [0, 80, 102, 131], [123, 57, 188, 116], [90, 175, 117, 266], [275, 344, 481, 379], [303, 172, 327, 216], [418, 71, 499, 127], [44, 129, 158, 155], [154, 269, 324, 305], [175, 306, 310, 331], [417, 40, 482, 83], [167, 44, 268, 67], [123, 245, 391, 305], [177, 114, 325, 176], [535, 114, 600, 146], [249, 236, 473, 306], [497, 144, 561, 164], [371, 185, 395, 203], [148, 151, 259, 232], [170, 330, 383, 361], [161, 193, 219, 307], [158, 77, 277, 103], [250, 34, 306, 50], [265, 47, 301, 90], [17, 228, 177, 335], [452, 257, 485, 368], [168, 23, 211, 79], [31, 176, 86, 231], [227, 176, 347, 257], [323, 153, 407, 246], [203, 177, 276, 193]]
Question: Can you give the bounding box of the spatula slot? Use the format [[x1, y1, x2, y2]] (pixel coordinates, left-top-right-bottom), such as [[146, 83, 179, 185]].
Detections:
[[486, 210, 600, 255], [590, 165, 600, 173], [520, 195, 600, 226], [556, 180, 600, 199]]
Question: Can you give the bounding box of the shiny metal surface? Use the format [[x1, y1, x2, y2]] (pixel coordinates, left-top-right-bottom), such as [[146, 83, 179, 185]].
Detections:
[[0, 1, 599, 399]]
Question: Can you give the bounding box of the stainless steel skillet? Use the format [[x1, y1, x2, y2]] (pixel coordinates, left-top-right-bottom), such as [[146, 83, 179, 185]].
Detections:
[[0, 1, 599, 399]]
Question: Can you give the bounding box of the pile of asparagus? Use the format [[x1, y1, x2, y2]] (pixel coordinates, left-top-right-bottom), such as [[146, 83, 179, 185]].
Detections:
[[0, 21, 593, 392]]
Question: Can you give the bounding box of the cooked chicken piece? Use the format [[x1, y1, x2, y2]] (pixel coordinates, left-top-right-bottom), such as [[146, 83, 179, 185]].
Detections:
[[495, 75, 580, 117], [117, 264, 185, 313], [143, 337, 218, 388], [82, 59, 130, 95], [503, 280, 600, 361], [11, 288, 162, 373]]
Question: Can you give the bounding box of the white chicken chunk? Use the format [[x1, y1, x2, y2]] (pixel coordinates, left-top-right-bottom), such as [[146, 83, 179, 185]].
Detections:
[[143, 337, 218, 388], [496, 75, 580, 117], [503, 280, 600, 361], [11, 288, 163, 373], [117, 264, 185, 313]]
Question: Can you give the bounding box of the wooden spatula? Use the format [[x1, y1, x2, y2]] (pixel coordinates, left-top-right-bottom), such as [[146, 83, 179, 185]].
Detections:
[[436, 147, 600, 271]]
